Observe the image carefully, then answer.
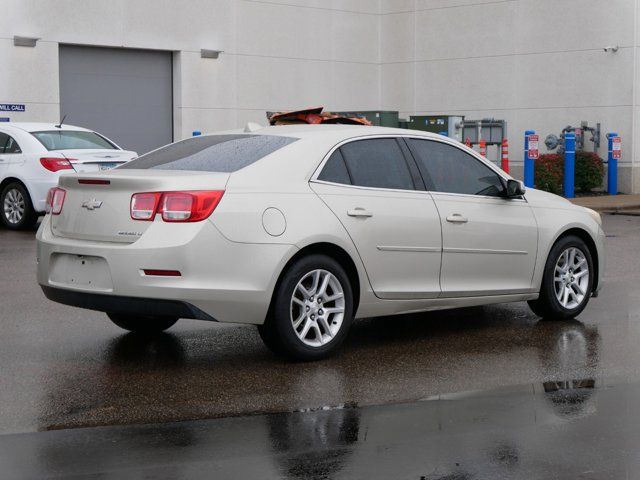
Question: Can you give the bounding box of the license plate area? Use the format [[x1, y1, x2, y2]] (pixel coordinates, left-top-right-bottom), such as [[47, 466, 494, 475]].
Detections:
[[49, 253, 113, 292]]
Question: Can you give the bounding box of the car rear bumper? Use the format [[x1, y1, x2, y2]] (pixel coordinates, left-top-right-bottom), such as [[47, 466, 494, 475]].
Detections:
[[41, 285, 216, 320], [36, 216, 298, 325]]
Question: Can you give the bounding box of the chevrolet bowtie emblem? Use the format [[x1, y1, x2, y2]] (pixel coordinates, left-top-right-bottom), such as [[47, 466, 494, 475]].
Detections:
[[81, 199, 103, 210]]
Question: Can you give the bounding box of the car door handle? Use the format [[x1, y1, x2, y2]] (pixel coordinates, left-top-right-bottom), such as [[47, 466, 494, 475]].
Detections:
[[446, 214, 468, 223], [347, 208, 373, 218]]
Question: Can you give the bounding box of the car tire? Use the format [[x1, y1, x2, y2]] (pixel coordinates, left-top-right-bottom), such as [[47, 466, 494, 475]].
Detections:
[[258, 254, 354, 361], [528, 235, 594, 320], [1, 182, 37, 230], [107, 313, 179, 333]]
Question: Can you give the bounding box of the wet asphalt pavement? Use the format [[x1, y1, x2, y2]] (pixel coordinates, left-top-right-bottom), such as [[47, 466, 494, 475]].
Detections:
[[2, 378, 638, 479], [2, 214, 640, 477]]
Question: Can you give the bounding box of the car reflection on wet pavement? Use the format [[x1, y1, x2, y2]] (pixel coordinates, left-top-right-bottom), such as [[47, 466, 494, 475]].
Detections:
[[1, 215, 640, 478]]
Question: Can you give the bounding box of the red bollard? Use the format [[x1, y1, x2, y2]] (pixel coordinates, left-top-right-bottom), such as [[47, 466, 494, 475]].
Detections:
[[465, 138, 471, 148], [501, 138, 510, 173], [479, 139, 487, 157]]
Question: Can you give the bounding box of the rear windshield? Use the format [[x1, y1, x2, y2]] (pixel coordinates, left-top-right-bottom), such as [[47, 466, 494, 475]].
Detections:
[[119, 134, 298, 172], [32, 130, 117, 151]]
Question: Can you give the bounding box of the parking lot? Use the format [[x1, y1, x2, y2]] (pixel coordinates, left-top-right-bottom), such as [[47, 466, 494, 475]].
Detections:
[[0, 214, 638, 426]]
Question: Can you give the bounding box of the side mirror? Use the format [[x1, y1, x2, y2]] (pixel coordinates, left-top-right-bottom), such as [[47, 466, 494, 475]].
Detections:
[[505, 179, 526, 197]]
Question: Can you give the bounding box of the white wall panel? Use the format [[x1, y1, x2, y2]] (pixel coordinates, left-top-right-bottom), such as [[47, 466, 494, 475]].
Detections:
[[380, 12, 414, 63], [514, 49, 633, 109], [415, 1, 515, 61], [516, 0, 633, 54], [332, 10, 379, 63], [416, 0, 510, 10], [415, 56, 515, 111], [179, 52, 237, 109], [332, 62, 380, 110], [381, 62, 414, 111], [0, 39, 59, 105], [237, 1, 333, 60], [236, 56, 333, 110]]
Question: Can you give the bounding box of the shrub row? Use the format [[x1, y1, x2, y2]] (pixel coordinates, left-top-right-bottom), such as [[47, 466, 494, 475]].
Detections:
[[533, 151, 604, 195]]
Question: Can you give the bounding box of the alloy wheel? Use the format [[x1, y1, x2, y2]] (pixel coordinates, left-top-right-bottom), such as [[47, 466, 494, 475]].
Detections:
[[3, 188, 25, 225], [554, 247, 590, 310], [290, 269, 345, 347]]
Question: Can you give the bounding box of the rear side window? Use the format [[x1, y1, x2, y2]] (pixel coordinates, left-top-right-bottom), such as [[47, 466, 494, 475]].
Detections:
[[120, 134, 298, 172], [318, 149, 351, 184], [409, 139, 504, 197], [32, 130, 117, 151], [340, 139, 414, 190], [0, 132, 21, 154]]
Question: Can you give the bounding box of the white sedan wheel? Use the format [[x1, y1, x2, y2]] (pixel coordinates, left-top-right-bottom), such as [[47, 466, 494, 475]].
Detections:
[[290, 269, 345, 348]]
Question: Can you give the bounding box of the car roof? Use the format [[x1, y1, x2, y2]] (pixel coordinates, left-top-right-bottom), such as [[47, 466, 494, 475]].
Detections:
[[0, 122, 93, 133], [218, 124, 443, 142]]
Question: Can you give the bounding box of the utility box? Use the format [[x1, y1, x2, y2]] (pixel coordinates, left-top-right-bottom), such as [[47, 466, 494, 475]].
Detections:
[[409, 115, 464, 141], [334, 110, 399, 128]]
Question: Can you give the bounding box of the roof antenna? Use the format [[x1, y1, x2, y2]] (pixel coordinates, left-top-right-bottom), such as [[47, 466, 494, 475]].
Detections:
[[55, 114, 67, 129]]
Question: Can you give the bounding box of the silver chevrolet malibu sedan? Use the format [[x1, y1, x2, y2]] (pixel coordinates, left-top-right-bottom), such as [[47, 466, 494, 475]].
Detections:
[[36, 125, 604, 360]]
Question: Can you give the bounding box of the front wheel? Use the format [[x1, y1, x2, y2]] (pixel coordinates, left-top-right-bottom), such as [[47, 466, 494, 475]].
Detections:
[[258, 254, 354, 361], [528, 235, 594, 320], [107, 313, 179, 333]]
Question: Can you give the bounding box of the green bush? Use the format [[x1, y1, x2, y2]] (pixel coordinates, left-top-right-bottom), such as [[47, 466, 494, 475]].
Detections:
[[534, 153, 563, 194], [575, 151, 605, 192], [534, 151, 604, 194]]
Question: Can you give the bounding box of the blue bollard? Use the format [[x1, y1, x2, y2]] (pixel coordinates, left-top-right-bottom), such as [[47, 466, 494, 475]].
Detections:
[[607, 132, 619, 196], [192, 130, 202, 137], [524, 130, 535, 188], [564, 132, 576, 198]]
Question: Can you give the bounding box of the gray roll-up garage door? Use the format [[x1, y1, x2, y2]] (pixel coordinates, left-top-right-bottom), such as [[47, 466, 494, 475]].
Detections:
[[59, 45, 173, 155]]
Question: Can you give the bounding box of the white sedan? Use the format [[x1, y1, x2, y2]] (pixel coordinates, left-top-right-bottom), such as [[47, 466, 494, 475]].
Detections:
[[36, 125, 604, 360], [0, 122, 137, 229]]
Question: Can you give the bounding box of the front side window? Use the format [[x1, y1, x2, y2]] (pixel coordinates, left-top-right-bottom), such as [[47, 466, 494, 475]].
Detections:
[[339, 138, 414, 190], [120, 134, 298, 172], [0, 132, 21, 154], [409, 139, 504, 197], [32, 130, 117, 151]]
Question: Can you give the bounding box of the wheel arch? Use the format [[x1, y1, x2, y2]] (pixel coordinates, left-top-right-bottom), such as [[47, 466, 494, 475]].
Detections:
[[0, 176, 36, 206], [267, 242, 362, 321]]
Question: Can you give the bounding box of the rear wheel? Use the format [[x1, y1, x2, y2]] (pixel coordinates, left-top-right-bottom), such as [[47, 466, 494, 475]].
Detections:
[[258, 254, 354, 361], [107, 313, 178, 333], [528, 235, 594, 320], [1, 182, 37, 230]]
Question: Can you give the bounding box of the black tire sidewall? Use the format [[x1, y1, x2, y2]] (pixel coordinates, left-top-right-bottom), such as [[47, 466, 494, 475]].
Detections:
[[1, 182, 36, 230], [268, 254, 354, 361], [539, 235, 594, 319]]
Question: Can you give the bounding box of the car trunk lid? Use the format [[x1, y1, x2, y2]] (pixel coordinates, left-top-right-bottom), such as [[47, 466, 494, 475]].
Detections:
[[51, 170, 229, 243], [60, 149, 138, 173]]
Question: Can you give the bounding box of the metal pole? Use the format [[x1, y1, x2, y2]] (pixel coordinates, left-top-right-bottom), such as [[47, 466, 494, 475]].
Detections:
[[564, 132, 576, 198], [607, 132, 619, 195], [524, 130, 535, 188]]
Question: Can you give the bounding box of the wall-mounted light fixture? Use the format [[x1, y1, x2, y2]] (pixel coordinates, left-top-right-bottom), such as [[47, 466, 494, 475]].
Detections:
[[603, 45, 619, 53], [14, 36, 39, 47], [201, 49, 223, 59]]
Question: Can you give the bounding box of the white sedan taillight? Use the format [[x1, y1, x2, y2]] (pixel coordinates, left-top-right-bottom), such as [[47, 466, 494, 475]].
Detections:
[[130, 191, 224, 223], [40, 157, 74, 172], [45, 187, 66, 215]]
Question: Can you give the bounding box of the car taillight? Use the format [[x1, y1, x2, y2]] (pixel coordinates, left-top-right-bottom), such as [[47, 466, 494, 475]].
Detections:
[[130, 192, 161, 221], [40, 157, 74, 172], [130, 191, 224, 222], [45, 187, 66, 215]]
